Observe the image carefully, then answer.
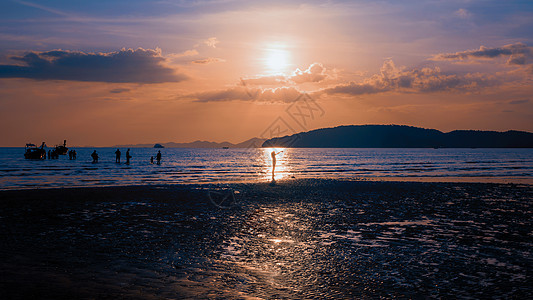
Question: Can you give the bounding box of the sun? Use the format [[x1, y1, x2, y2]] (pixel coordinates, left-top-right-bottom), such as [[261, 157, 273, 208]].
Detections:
[[263, 44, 291, 74], [265, 49, 289, 72]]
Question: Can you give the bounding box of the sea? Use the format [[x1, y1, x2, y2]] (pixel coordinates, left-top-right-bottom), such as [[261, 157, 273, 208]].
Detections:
[[1, 147, 532, 298], [0, 147, 532, 190]]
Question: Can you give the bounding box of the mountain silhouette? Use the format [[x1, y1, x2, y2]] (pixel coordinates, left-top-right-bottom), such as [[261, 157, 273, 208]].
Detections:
[[114, 138, 266, 148], [261, 125, 533, 148]]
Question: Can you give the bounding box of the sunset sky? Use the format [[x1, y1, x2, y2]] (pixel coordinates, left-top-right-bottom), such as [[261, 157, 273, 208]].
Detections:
[[1, 0, 532, 146]]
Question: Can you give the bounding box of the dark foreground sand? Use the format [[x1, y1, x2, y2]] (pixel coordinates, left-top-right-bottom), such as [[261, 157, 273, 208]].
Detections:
[[0, 179, 531, 299]]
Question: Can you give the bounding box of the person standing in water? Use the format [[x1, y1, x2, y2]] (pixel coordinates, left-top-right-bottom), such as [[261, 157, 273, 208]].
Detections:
[[125, 148, 131, 165], [115, 149, 121, 163], [271, 150, 283, 181], [156, 150, 162, 165], [91, 150, 99, 163]]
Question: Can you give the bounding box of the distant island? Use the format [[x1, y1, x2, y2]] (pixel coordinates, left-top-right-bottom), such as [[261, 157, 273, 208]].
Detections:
[[262, 125, 533, 148], [112, 125, 533, 148], [114, 138, 266, 149]]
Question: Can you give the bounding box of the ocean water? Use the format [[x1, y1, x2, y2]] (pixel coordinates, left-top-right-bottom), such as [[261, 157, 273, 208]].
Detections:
[[0, 147, 532, 190]]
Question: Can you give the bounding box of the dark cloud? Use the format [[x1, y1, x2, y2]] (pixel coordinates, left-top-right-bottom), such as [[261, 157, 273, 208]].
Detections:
[[322, 59, 493, 96], [109, 88, 130, 93], [508, 55, 527, 65], [0, 48, 187, 83], [508, 99, 529, 105], [432, 43, 533, 65], [188, 86, 303, 103]]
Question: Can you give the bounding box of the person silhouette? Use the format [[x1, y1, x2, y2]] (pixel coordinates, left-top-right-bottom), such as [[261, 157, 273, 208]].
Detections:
[[156, 150, 162, 165], [73, 150, 77, 160], [270, 150, 283, 181], [91, 150, 99, 163], [150, 156, 154, 164], [115, 149, 121, 163], [125, 148, 131, 165]]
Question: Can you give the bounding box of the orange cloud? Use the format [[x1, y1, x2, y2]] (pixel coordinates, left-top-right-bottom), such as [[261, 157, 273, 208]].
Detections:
[[187, 86, 304, 103], [241, 63, 332, 86], [191, 57, 226, 64], [204, 37, 219, 48], [290, 63, 329, 83], [241, 75, 287, 86], [322, 59, 495, 96]]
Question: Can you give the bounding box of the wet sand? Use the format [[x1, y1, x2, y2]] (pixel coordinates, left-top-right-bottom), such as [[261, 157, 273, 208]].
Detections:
[[0, 179, 531, 299]]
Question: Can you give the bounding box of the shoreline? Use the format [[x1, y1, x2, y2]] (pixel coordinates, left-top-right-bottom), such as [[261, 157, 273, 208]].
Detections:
[[1, 179, 531, 298], [1, 175, 532, 192]]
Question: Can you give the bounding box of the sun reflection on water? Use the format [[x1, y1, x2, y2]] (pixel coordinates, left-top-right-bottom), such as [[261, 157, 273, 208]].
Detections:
[[262, 148, 290, 181]]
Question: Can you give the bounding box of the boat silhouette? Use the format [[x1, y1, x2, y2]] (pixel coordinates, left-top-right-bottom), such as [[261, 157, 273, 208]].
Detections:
[[54, 140, 69, 155], [24, 142, 46, 159]]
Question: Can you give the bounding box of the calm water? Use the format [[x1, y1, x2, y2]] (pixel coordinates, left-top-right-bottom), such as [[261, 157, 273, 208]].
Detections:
[[0, 147, 532, 190]]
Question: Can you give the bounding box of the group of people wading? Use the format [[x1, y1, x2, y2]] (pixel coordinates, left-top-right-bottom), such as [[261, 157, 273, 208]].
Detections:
[[90, 148, 162, 165], [89, 149, 281, 182]]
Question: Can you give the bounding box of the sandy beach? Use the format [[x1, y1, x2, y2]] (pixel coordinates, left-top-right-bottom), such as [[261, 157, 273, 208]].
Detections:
[[0, 179, 531, 299]]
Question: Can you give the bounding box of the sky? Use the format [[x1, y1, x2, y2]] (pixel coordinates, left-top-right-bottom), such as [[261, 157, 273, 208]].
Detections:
[[0, 0, 532, 146]]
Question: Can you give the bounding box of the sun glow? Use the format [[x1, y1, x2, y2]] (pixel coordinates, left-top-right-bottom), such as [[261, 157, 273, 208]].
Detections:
[[263, 148, 289, 181], [263, 45, 291, 74]]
